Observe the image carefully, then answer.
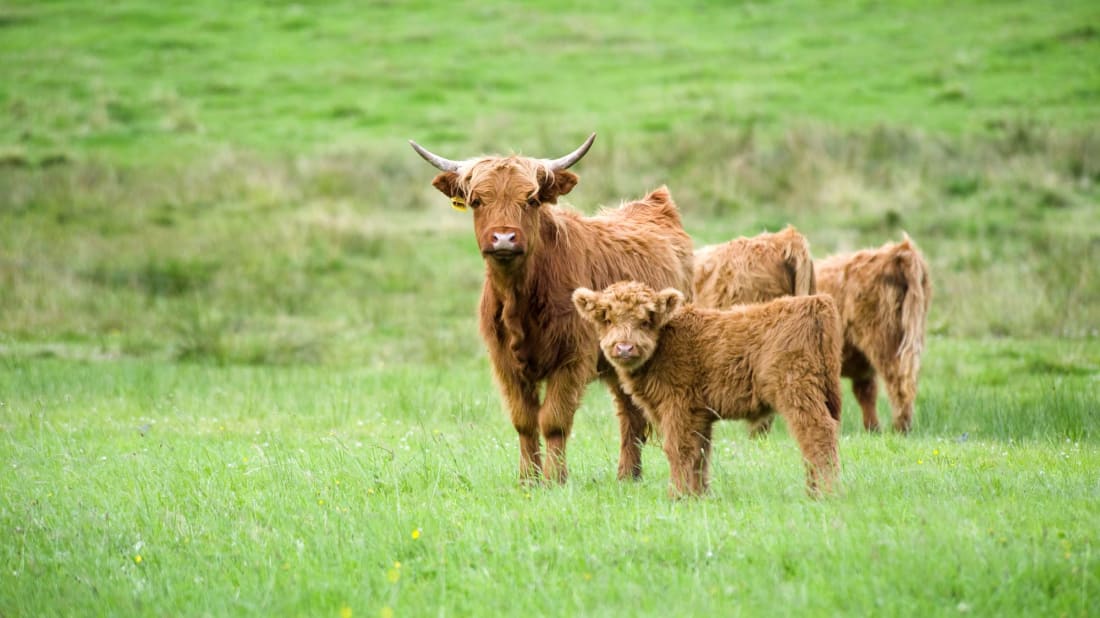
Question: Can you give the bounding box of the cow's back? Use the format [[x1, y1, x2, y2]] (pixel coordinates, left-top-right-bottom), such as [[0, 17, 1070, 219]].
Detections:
[[579, 186, 694, 296], [694, 226, 814, 309]]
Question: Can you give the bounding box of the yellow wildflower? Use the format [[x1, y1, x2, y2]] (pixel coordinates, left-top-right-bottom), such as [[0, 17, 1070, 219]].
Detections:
[[411, 528, 421, 540], [134, 554, 143, 564], [380, 607, 394, 618], [339, 605, 353, 618]]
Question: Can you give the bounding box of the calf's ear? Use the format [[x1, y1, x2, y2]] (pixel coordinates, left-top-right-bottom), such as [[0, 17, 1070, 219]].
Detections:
[[538, 170, 579, 204], [571, 288, 602, 323], [431, 172, 463, 200], [654, 288, 685, 325]]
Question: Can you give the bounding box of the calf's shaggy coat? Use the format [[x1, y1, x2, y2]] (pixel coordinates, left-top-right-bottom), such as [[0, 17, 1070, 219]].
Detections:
[[815, 235, 932, 433], [411, 135, 694, 483], [693, 225, 816, 308], [573, 282, 842, 497]]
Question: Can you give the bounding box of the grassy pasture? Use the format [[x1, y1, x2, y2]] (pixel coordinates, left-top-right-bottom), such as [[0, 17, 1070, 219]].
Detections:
[[1, 342, 1098, 616], [2, 0, 1100, 615]]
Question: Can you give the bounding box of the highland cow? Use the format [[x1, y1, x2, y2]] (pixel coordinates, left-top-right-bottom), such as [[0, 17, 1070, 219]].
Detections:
[[693, 225, 816, 308], [411, 134, 694, 484], [572, 282, 842, 497], [815, 235, 932, 433]]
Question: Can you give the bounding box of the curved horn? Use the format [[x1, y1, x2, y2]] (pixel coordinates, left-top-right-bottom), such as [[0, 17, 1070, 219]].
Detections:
[[409, 140, 462, 172], [545, 133, 596, 170]]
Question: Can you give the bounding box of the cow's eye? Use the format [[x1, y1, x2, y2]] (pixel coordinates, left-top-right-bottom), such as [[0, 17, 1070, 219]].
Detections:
[[526, 196, 540, 208], [469, 197, 482, 209]]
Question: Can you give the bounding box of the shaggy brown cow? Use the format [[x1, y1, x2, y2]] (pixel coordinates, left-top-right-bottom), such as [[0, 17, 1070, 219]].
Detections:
[[572, 282, 842, 497], [815, 235, 932, 433], [693, 225, 816, 308], [410, 134, 694, 484]]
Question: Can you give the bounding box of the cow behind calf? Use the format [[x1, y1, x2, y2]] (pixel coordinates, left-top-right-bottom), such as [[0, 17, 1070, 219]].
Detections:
[[693, 225, 816, 308], [411, 135, 694, 484], [572, 281, 842, 497], [692, 225, 817, 436]]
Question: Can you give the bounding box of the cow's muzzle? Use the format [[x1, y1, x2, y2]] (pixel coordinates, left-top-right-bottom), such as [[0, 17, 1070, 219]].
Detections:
[[481, 227, 526, 261]]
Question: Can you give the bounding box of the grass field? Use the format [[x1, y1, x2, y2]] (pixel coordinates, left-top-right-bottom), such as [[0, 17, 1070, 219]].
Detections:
[[2, 0, 1099, 615]]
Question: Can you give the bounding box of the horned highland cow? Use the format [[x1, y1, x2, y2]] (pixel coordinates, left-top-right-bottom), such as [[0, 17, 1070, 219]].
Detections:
[[815, 235, 932, 433], [410, 134, 694, 484], [572, 281, 842, 497]]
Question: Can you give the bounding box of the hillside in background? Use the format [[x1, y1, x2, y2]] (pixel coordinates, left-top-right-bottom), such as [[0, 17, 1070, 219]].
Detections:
[[1, 0, 1098, 364]]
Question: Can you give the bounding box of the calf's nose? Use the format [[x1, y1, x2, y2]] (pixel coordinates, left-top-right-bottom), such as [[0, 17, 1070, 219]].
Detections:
[[614, 342, 635, 357]]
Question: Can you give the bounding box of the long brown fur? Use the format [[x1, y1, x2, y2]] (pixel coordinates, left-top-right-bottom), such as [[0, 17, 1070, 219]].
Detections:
[[692, 225, 817, 436], [573, 282, 842, 498], [693, 225, 816, 308], [815, 235, 932, 433], [424, 153, 694, 484]]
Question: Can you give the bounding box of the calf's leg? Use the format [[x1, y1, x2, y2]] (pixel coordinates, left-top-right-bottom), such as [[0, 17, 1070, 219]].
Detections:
[[779, 396, 840, 497], [661, 410, 713, 497]]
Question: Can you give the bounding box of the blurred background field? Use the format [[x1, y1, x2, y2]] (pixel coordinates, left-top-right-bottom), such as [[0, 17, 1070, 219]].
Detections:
[[2, 1, 1099, 616], [1, 0, 1098, 365]]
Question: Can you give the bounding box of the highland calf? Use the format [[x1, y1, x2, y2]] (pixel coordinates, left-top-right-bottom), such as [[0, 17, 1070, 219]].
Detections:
[[411, 134, 694, 484], [815, 235, 932, 433], [572, 282, 842, 497], [693, 225, 816, 308]]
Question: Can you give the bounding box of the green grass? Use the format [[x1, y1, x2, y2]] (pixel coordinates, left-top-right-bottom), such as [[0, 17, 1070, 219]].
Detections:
[[2, 0, 1100, 615], [2, 339, 1098, 616], [2, 0, 1098, 163]]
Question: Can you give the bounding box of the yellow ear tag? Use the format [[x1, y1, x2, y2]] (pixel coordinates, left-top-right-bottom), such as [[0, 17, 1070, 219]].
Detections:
[[450, 196, 468, 212]]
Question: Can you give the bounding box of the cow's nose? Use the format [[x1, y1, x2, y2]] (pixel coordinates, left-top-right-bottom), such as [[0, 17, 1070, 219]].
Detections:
[[615, 342, 635, 356], [493, 232, 516, 244]]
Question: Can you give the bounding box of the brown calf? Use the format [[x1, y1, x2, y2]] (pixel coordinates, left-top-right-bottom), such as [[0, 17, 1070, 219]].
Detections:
[[573, 282, 842, 497]]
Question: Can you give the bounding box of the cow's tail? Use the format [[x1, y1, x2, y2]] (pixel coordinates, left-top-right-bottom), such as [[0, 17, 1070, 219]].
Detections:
[[894, 234, 931, 386], [780, 225, 817, 296]]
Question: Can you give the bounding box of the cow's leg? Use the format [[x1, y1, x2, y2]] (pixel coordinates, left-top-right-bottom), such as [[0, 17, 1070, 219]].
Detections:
[[842, 348, 879, 432], [539, 363, 589, 484], [497, 372, 542, 483], [866, 344, 918, 434], [881, 365, 917, 434], [604, 376, 649, 480], [747, 413, 775, 438], [852, 376, 880, 432]]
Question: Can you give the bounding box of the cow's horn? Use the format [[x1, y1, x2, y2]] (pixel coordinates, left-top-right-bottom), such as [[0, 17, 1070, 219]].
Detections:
[[409, 140, 462, 172], [546, 133, 596, 170]]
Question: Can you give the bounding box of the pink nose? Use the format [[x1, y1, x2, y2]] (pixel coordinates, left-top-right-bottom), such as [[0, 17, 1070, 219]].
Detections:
[[493, 232, 516, 245], [614, 342, 635, 357]]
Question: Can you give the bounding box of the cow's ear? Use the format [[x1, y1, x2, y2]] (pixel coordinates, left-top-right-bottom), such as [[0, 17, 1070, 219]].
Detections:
[[431, 172, 462, 200], [572, 288, 602, 323], [538, 170, 579, 204], [654, 288, 685, 326]]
